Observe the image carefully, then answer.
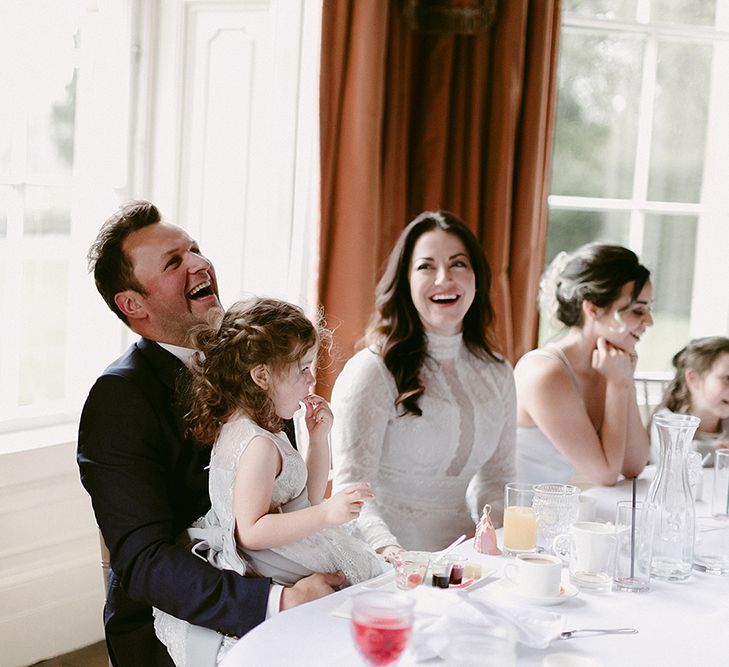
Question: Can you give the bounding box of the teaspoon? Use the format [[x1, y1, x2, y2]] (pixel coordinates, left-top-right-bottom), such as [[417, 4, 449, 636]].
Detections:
[[560, 627, 638, 640]]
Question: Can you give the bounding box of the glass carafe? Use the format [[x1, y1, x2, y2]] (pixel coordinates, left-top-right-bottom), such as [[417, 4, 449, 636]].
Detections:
[[644, 413, 700, 581]]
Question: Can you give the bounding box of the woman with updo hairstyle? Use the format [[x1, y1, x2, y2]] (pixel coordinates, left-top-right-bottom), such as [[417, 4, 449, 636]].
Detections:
[[515, 243, 653, 486], [331, 211, 516, 558]]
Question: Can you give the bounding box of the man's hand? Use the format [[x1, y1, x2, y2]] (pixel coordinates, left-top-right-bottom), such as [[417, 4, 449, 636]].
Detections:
[[279, 571, 345, 611]]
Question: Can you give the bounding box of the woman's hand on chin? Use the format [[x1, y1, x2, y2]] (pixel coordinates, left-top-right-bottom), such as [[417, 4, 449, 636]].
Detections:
[[592, 337, 634, 386]]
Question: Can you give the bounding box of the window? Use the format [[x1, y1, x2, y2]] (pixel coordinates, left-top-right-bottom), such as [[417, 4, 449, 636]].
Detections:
[[0, 1, 133, 432], [546, 0, 729, 372], [0, 0, 322, 439]]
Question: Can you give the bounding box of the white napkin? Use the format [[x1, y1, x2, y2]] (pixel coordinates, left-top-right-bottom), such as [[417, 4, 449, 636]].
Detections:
[[407, 594, 565, 662], [332, 580, 465, 619]]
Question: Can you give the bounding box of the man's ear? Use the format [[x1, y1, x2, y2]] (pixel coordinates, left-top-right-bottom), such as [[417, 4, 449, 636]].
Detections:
[[114, 290, 147, 321], [250, 364, 270, 390]]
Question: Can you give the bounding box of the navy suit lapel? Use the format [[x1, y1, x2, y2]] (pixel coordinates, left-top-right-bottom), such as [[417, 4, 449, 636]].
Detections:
[[136, 338, 186, 390], [136, 338, 192, 439]]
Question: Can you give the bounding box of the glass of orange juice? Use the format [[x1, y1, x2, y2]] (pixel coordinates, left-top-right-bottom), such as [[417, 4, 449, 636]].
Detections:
[[503, 483, 537, 555]]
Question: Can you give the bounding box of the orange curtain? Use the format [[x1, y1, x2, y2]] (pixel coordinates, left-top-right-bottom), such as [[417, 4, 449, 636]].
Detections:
[[318, 0, 560, 396]]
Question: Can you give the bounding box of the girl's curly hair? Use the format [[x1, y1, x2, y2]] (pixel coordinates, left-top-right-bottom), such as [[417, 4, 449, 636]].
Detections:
[[186, 297, 328, 444]]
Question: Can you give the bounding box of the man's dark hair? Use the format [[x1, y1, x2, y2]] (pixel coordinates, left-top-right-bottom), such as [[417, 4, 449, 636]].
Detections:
[[87, 200, 162, 324]]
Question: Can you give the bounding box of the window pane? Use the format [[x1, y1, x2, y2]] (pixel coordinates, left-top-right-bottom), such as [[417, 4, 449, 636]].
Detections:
[[19, 258, 68, 405], [551, 31, 644, 198], [647, 40, 711, 202], [636, 213, 696, 372], [0, 105, 10, 176], [15, 3, 79, 181], [0, 186, 8, 238], [23, 186, 72, 236], [562, 0, 638, 21], [545, 208, 631, 265], [26, 66, 77, 181], [650, 0, 716, 26]]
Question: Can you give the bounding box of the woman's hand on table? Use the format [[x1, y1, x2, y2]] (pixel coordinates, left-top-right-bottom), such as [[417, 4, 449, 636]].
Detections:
[[279, 571, 346, 611]]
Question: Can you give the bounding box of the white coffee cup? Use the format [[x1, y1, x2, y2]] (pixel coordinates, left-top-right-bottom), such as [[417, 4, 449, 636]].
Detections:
[[553, 521, 616, 590], [503, 553, 563, 598]]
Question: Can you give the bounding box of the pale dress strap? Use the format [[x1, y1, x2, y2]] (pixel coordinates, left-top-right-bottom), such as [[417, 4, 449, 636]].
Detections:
[[526, 347, 580, 394]]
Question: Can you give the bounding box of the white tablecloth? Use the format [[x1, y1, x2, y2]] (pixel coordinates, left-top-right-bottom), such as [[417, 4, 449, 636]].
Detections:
[[221, 470, 729, 667]]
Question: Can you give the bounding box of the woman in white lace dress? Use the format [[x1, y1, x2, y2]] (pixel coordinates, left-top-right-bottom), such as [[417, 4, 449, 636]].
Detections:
[[331, 211, 516, 560], [154, 298, 385, 666], [515, 244, 653, 487]]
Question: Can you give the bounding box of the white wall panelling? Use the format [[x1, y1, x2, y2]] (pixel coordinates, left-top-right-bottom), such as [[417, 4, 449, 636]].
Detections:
[[0, 442, 104, 666], [148, 0, 321, 308]]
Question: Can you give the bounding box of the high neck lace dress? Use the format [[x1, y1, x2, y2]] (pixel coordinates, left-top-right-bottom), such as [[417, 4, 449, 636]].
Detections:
[[331, 332, 516, 552], [154, 416, 385, 666]]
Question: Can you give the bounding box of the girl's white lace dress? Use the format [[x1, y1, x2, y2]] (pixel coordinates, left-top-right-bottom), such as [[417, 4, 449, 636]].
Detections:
[[331, 332, 516, 553], [154, 416, 385, 666]]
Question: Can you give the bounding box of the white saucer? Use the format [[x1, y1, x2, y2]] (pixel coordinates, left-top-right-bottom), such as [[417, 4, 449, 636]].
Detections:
[[492, 578, 578, 606]]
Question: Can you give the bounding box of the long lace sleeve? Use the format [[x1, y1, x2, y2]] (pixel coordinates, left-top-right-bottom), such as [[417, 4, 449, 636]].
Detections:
[[465, 360, 516, 528], [331, 350, 401, 550]]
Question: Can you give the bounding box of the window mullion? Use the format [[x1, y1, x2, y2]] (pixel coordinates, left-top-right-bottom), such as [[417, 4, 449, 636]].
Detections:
[[628, 31, 657, 257]]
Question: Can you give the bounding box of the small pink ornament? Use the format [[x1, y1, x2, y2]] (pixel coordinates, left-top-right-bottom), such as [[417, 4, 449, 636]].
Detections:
[[473, 504, 502, 555]]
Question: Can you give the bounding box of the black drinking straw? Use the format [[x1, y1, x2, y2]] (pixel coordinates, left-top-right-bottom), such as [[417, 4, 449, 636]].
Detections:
[[630, 477, 637, 579]]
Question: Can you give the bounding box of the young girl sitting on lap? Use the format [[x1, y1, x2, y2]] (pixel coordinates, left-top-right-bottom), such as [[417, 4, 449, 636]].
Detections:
[[154, 297, 385, 666], [653, 336, 729, 466]]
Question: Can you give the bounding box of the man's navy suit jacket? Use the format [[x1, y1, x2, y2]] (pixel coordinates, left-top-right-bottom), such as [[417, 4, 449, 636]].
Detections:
[[78, 338, 272, 666]]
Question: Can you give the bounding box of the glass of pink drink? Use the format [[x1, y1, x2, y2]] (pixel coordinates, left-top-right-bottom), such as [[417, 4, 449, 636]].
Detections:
[[350, 592, 415, 665]]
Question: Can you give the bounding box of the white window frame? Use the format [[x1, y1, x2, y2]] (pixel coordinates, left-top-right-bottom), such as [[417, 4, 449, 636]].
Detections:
[[0, 1, 135, 440], [1, 0, 323, 449], [549, 2, 729, 357]]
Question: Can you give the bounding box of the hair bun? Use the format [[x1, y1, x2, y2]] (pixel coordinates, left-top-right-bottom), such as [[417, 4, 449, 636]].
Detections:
[[538, 250, 570, 326]]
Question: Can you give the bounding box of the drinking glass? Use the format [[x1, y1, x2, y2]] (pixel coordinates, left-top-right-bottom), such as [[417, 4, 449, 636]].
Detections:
[[350, 592, 415, 666], [446, 554, 467, 585], [503, 482, 537, 554], [613, 500, 652, 592], [532, 483, 580, 552], [393, 551, 430, 590], [429, 559, 454, 588], [712, 450, 729, 518], [693, 515, 729, 575]]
